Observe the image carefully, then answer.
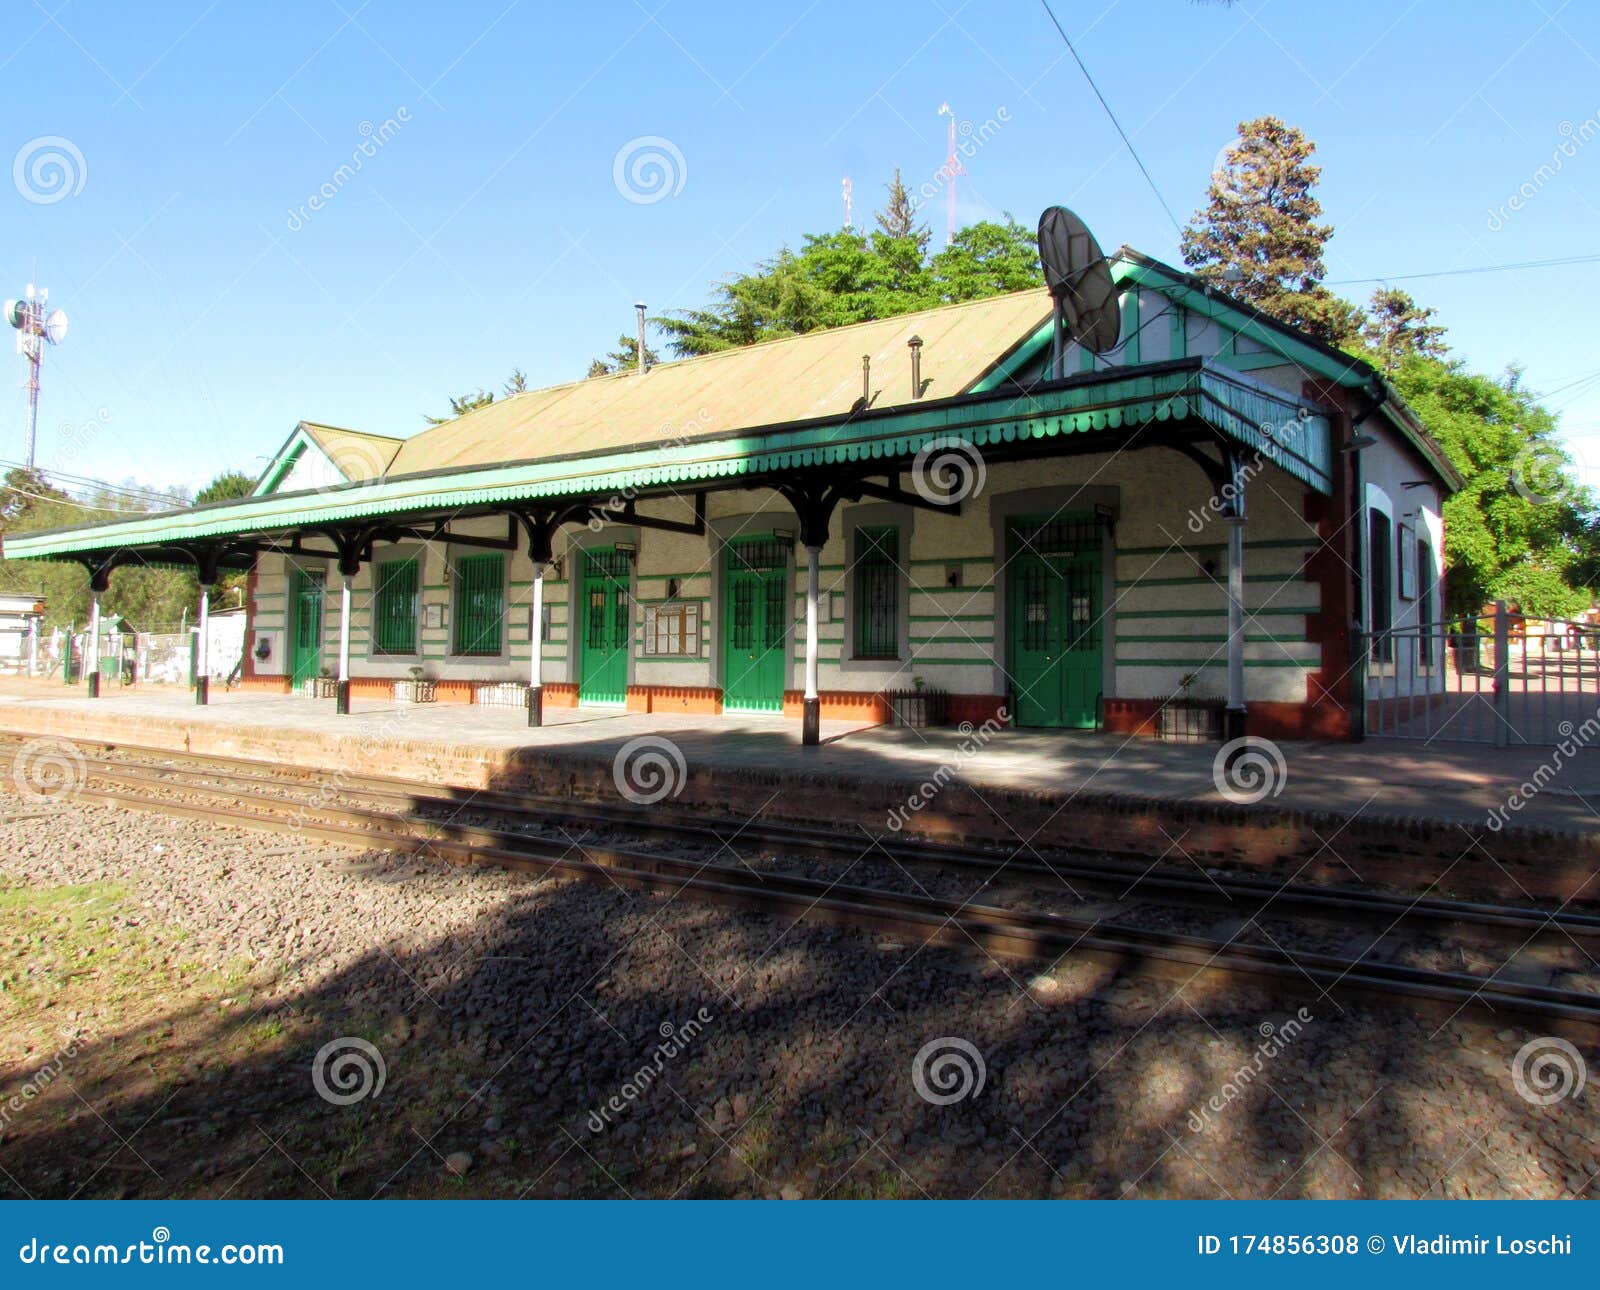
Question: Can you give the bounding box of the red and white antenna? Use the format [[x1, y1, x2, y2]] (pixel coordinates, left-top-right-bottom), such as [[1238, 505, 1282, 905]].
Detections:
[[4, 283, 68, 471], [842, 175, 853, 229], [938, 103, 963, 246]]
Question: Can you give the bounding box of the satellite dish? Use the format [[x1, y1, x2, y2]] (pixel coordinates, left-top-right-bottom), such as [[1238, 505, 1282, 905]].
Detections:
[[44, 309, 67, 345], [1037, 206, 1119, 374], [3, 300, 23, 330]]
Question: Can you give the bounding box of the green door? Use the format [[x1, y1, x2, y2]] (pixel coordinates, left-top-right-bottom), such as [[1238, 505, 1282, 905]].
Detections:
[[579, 548, 631, 704], [1006, 516, 1103, 728], [291, 569, 325, 690], [722, 538, 789, 713]]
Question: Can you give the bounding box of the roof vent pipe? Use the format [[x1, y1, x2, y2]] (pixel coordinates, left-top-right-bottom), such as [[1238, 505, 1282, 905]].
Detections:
[[635, 301, 647, 376], [862, 354, 870, 404], [907, 335, 923, 399]]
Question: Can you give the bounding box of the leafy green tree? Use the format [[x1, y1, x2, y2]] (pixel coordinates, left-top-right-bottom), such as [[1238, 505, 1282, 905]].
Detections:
[[1363, 288, 1448, 373], [194, 471, 255, 504], [1390, 356, 1597, 617], [1181, 115, 1360, 345], [504, 368, 528, 395], [929, 217, 1042, 301]]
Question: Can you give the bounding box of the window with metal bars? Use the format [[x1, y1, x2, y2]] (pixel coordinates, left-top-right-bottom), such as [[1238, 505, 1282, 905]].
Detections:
[[1009, 516, 1102, 558], [1369, 511, 1394, 663], [853, 526, 900, 659], [452, 554, 504, 656], [728, 538, 788, 572], [373, 558, 419, 655]]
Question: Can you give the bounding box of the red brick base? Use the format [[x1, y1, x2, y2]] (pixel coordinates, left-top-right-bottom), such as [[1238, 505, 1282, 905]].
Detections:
[[1105, 698, 1351, 741]]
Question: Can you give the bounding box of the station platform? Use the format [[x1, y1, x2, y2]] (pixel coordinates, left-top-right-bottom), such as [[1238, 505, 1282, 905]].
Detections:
[[0, 679, 1594, 904]]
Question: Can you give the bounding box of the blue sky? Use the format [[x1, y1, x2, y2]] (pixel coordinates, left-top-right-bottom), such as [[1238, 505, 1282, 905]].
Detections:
[[3, 0, 1599, 496]]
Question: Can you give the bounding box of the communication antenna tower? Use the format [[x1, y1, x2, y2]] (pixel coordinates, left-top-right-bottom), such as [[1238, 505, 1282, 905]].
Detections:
[[4, 284, 68, 470]]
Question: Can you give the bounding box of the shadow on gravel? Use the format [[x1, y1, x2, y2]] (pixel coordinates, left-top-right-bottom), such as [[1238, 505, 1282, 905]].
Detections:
[[2, 842, 1591, 1201]]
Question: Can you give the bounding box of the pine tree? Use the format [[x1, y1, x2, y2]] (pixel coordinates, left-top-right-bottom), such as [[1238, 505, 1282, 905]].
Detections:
[[875, 167, 930, 254], [503, 368, 528, 396], [587, 333, 660, 377], [422, 389, 495, 425], [1363, 288, 1448, 373], [1180, 116, 1359, 344]]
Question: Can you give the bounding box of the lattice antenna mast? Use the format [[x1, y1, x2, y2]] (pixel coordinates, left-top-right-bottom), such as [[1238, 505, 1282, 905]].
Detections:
[[4, 283, 68, 470], [938, 103, 962, 246], [842, 175, 852, 229]]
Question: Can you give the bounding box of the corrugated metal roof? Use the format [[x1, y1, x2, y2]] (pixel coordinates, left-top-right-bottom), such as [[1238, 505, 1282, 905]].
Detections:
[[383, 291, 1052, 476], [2, 360, 1332, 561], [299, 423, 403, 481]]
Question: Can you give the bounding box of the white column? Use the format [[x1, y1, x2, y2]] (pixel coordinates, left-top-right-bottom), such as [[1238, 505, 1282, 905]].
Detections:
[[1225, 514, 1246, 724], [804, 546, 821, 700], [196, 587, 210, 678], [27, 618, 38, 676], [86, 595, 101, 685], [338, 574, 353, 681], [530, 562, 546, 688]]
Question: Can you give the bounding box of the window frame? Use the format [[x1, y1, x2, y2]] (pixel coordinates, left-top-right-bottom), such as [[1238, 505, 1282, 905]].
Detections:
[[852, 525, 901, 661], [838, 504, 914, 673], [451, 552, 507, 658], [372, 555, 421, 657]]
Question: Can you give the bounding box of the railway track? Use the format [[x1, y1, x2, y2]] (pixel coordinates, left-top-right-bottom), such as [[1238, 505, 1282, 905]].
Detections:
[[3, 731, 1599, 1035]]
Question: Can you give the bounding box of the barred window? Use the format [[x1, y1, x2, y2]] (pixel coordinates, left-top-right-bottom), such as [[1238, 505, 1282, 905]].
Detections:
[[453, 554, 504, 656], [374, 558, 419, 655], [853, 526, 900, 659]]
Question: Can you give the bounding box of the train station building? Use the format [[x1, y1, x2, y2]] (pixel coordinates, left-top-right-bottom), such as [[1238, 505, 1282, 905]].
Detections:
[[1, 248, 1461, 743]]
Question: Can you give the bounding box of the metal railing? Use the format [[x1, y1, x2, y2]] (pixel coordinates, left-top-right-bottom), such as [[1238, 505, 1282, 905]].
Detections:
[[1361, 602, 1600, 745]]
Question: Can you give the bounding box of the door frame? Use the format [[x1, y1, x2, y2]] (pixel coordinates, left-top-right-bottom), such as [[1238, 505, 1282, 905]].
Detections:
[[990, 485, 1119, 719], [706, 510, 796, 696], [720, 541, 791, 713], [289, 563, 327, 690], [565, 526, 638, 704]]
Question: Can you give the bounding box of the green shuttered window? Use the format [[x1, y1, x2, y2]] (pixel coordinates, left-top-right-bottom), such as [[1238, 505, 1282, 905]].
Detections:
[[374, 558, 419, 655], [854, 526, 899, 659], [453, 554, 505, 656]]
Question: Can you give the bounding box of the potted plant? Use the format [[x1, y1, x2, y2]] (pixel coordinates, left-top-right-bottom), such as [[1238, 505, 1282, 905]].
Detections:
[[1156, 672, 1222, 742], [887, 674, 949, 728], [395, 665, 437, 704]]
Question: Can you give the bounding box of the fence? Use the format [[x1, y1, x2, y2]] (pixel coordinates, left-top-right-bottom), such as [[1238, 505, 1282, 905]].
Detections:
[[1362, 603, 1600, 745]]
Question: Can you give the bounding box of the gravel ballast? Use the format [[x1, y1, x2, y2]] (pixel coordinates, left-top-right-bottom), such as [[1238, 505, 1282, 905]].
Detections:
[[0, 791, 1594, 1200]]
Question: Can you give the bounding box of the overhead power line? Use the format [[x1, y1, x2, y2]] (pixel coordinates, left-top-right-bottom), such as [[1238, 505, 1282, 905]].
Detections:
[[1330, 251, 1600, 286], [1037, 0, 1184, 235]]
